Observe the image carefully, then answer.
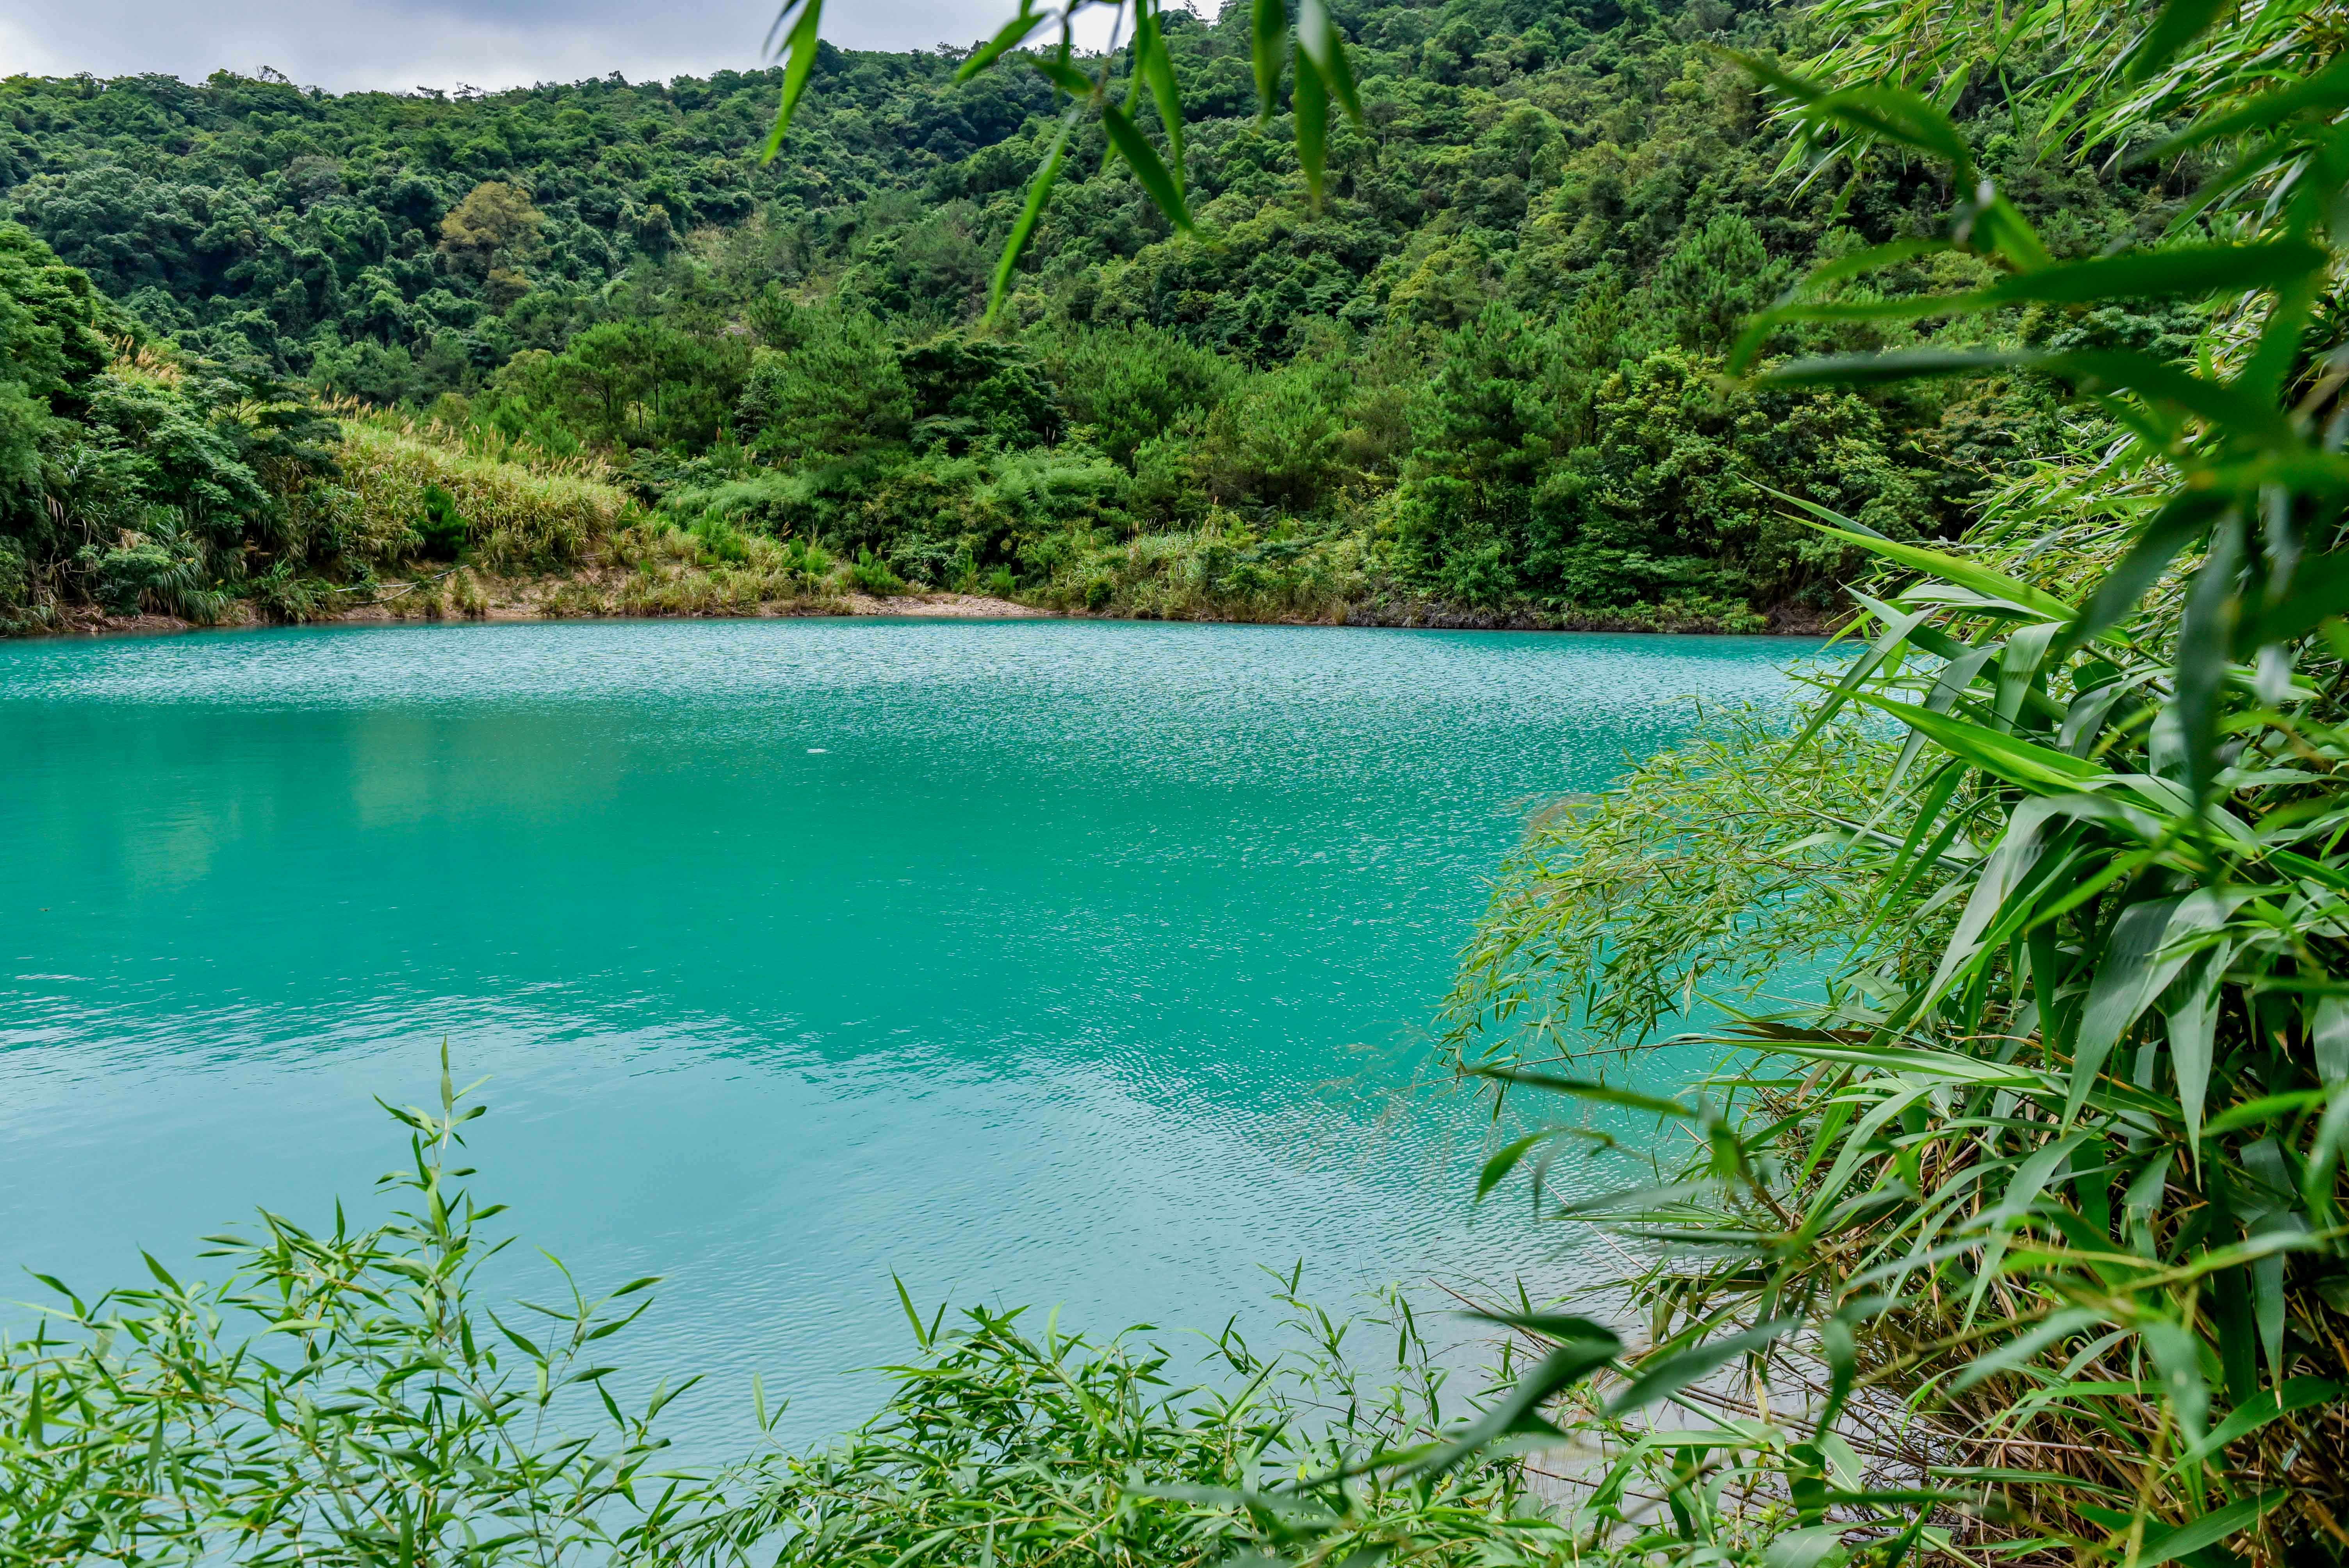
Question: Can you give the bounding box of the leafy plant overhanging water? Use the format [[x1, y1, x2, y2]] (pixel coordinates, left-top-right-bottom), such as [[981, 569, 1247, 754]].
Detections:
[[1435, 4, 2349, 1566]]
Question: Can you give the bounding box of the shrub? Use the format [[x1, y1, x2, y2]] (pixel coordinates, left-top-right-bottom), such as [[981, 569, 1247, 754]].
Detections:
[[1438, 15, 2349, 1568], [0, 534, 27, 609], [333, 415, 634, 572], [250, 561, 341, 622], [688, 511, 751, 566], [0, 1053, 680, 1563], [848, 546, 905, 595], [416, 482, 467, 559]]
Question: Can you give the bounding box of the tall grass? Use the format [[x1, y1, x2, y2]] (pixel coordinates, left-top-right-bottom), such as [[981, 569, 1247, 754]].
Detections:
[[312, 404, 637, 573]]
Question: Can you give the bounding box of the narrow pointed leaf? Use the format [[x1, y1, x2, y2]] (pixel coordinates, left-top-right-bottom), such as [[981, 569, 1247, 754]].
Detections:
[[1802, 522, 2074, 620], [2151, 54, 2349, 157], [1296, 0, 1360, 122], [958, 6, 1045, 82], [1251, 0, 1285, 118], [760, 0, 826, 160], [1293, 44, 1328, 206], [2074, 491, 2228, 643], [1606, 1319, 1796, 1416], [1134, 7, 1185, 192], [985, 111, 1074, 322], [1101, 102, 1191, 229], [2125, 0, 2231, 84], [1845, 691, 2109, 793]]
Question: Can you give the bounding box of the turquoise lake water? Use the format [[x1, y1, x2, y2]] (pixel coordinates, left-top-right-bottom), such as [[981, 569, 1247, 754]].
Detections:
[[0, 618, 1808, 1452]]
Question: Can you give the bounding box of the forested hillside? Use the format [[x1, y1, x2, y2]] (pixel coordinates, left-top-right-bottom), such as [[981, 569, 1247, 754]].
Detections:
[[0, 0, 2180, 629]]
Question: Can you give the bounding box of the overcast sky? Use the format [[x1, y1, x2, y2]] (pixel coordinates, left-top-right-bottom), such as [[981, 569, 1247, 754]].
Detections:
[[0, 0, 1120, 94]]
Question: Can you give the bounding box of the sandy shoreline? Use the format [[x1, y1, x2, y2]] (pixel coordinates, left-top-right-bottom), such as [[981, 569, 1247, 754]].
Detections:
[[14, 572, 1832, 642]]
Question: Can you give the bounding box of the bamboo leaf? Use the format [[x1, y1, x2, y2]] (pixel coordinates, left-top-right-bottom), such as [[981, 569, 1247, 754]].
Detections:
[[958, 5, 1046, 82], [1758, 346, 2041, 389], [2176, 514, 2244, 805], [759, 0, 826, 160], [2238, 544, 2349, 650], [2141, 1317, 2210, 1443], [1465, 1309, 1622, 1343], [1844, 691, 2110, 793], [1475, 1131, 1552, 1200], [893, 1273, 930, 1348], [2136, 1494, 2290, 1565], [1728, 53, 1974, 184], [2124, 0, 2231, 85], [1134, 6, 1186, 194], [1033, 52, 1094, 99], [1251, 0, 1285, 118], [1101, 102, 1192, 230], [2177, 1378, 2342, 1467], [1752, 244, 2323, 340], [1951, 1306, 2105, 1390], [1772, 1042, 2053, 1088], [1606, 1318, 1797, 1415], [1797, 523, 2075, 621], [1766, 1523, 1850, 1568], [2045, 351, 2304, 451], [984, 110, 1075, 323], [1296, 0, 1361, 123], [1293, 45, 1328, 206], [1466, 1065, 1704, 1119], [1978, 242, 2324, 306], [1390, 1333, 1620, 1479], [2073, 491, 2229, 644], [1731, 238, 1951, 372], [2168, 944, 2231, 1156], [2151, 53, 2349, 158], [2069, 891, 2248, 1128]]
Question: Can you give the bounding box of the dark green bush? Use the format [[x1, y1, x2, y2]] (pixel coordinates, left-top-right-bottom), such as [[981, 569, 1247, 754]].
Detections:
[[848, 545, 905, 595], [416, 482, 467, 559]]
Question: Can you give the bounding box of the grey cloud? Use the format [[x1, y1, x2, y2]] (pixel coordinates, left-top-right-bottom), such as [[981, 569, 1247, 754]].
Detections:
[[0, 0, 1040, 92]]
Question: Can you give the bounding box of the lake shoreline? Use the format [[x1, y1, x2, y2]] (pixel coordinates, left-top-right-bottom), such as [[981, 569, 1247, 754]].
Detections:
[[16, 567, 1839, 641]]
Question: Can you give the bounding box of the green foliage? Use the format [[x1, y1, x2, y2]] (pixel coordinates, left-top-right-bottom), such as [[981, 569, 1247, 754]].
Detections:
[[0, 1061, 1606, 1568], [737, 306, 910, 461], [0, 533, 27, 611], [416, 481, 467, 558], [1046, 323, 1235, 467], [1436, 6, 2349, 1566], [688, 510, 752, 565], [0, 0, 2181, 626], [329, 407, 634, 571], [0, 222, 353, 625], [0, 1050, 687, 1563], [26, 4, 2349, 1564], [669, 1280, 1586, 1568], [848, 545, 905, 594]]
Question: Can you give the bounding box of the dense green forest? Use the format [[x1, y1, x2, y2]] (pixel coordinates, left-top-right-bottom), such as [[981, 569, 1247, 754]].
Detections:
[[0, 0, 2179, 630]]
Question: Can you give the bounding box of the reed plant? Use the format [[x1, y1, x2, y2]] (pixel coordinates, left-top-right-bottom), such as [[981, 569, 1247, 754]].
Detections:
[[324, 409, 636, 573]]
